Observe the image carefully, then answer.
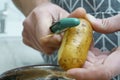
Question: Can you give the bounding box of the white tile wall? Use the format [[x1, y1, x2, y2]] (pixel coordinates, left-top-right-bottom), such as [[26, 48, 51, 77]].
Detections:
[[0, 37, 45, 75], [0, 0, 25, 37], [0, 0, 45, 75]]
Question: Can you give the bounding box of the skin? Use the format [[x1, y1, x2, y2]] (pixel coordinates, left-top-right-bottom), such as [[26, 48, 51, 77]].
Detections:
[[67, 10, 120, 80], [22, 2, 86, 54], [67, 47, 120, 80], [23, 5, 120, 79], [12, 0, 49, 16], [22, 3, 69, 54], [12, 1, 120, 80]]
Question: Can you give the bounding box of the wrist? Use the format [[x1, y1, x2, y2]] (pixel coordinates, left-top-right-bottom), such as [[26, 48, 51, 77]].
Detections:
[[12, 0, 51, 16]]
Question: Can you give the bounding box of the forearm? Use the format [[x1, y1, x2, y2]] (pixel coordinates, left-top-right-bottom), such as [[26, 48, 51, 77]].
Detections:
[[12, 0, 50, 16]]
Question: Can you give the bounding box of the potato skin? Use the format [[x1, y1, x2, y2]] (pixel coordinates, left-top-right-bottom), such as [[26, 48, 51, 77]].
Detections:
[[58, 18, 93, 71]]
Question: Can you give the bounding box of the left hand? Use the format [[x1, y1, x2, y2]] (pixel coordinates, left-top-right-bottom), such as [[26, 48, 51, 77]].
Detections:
[[67, 47, 120, 80]]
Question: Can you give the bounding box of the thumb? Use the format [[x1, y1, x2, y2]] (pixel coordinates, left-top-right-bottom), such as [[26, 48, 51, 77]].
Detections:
[[86, 14, 120, 33], [68, 7, 86, 18]]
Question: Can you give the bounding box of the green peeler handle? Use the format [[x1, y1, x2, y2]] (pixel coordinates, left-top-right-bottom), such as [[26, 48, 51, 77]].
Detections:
[[50, 18, 80, 34]]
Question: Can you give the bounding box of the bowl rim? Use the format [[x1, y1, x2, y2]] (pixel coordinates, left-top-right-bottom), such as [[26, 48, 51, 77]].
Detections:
[[0, 64, 61, 80]]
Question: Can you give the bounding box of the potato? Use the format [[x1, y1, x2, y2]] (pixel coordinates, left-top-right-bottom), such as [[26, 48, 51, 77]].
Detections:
[[58, 18, 93, 71]]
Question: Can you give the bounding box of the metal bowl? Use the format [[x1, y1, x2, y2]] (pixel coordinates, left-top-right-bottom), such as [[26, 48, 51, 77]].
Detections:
[[0, 64, 74, 80]]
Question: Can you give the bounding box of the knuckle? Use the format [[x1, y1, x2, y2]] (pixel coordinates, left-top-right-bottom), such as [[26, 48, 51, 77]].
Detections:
[[32, 9, 41, 19], [22, 38, 33, 49], [23, 18, 29, 27], [22, 38, 28, 45], [23, 19, 26, 25], [22, 28, 26, 36], [22, 27, 28, 39]]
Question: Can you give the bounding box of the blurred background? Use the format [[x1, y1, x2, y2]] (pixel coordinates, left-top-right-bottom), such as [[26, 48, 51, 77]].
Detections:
[[0, 0, 44, 74]]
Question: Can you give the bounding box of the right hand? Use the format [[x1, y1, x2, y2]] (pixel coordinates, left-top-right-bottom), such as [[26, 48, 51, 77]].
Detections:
[[22, 2, 86, 55], [22, 2, 69, 54]]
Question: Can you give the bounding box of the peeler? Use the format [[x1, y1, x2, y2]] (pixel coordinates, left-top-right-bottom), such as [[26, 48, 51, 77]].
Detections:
[[50, 18, 80, 34], [40, 18, 80, 39]]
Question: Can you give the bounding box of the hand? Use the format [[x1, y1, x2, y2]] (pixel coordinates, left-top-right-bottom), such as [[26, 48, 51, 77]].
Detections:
[[66, 9, 120, 80], [22, 2, 69, 54], [67, 47, 120, 80], [22, 3, 86, 55], [86, 14, 120, 33]]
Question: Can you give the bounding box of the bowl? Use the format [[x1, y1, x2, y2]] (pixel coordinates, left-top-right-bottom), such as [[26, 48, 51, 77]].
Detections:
[[0, 64, 74, 80]]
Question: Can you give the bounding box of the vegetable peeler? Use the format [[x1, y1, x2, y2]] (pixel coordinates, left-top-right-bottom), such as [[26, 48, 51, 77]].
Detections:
[[50, 18, 80, 34], [40, 18, 80, 40]]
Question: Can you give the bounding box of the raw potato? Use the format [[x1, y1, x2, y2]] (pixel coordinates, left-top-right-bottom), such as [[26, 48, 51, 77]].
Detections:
[[58, 18, 93, 71]]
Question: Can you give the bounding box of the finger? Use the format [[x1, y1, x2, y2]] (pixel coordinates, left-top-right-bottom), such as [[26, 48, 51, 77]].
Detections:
[[90, 47, 101, 56], [22, 37, 40, 51], [23, 21, 44, 52], [104, 47, 120, 77], [30, 9, 53, 38], [34, 11, 61, 48], [68, 7, 86, 18], [67, 66, 111, 80], [87, 51, 97, 63], [40, 34, 62, 48], [42, 46, 58, 55], [83, 61, 93, 68], [32, 11, 55, 54], [23, 17, 42, 51], [86, 14, 120, 33]]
